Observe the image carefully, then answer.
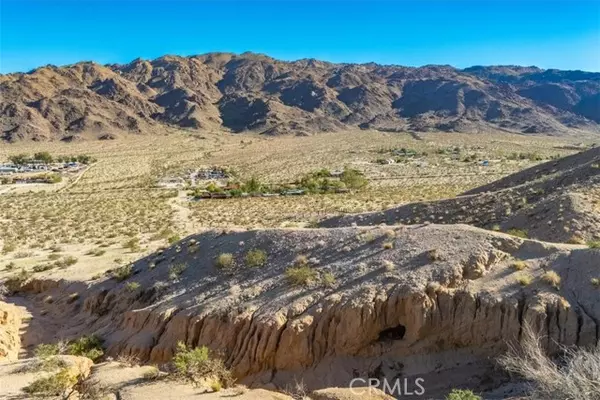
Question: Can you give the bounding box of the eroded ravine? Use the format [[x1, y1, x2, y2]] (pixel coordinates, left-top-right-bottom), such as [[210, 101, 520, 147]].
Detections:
[[2, 225, 598, 395]]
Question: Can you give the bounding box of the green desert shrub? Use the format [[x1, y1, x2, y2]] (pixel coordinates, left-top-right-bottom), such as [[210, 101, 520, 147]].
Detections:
[[172, 342, 234, 388], [587, 240, 600, 249], [445, 389, 482, 400], [126, 281, 141, 292], [245, 249, 267, 267], [113, 265, 132, 282], [66, 336, 104, 362], [285, 265, 318, 286], [215, 253, 234, 269], [511, 260, 528, 271], [22, 368, 77, 397], [507, 228, 528, 238], [169, 263, 187, 280]]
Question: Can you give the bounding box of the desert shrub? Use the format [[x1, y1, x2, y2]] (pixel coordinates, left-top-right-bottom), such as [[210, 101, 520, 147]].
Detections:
[[167, 234, 181, 245], [4, 261, 16, 271], [126, 281, 141, 292], [567, 235, 586, 244], [33, 263, 54, 273], [215, 253, 234, 269], [22, 368, 77, 397], [67, 336, 104, 362], [123, 237, 141, 252], [169, 263, 187, 280], [4, 268, 32, 292], [85, 248, 106, 257], [321, 272, 336, 287], [293, 254, 308, 266], [340, 168, 368, 189], [34, 343, 60, 359], [142, 366, 161, 381], [211, 381, 222, 392], [285, 265, 318, 286], [498, 325, 600, 400], [542, 270, 561, 288], [445, 389, 482, 400], [2, 241, 17, 254], [587, 240, 600, 249], [172, 342, 234, 388], [511, 260, 528, 271], [517, 273, 533, 286], [53, 255, 78, 269], [245, 249, 267, 267], [507, 228, 528, 238], [382, 260, 395, 271], [112, 265, 132, 282], [358, 232, 376, 243]]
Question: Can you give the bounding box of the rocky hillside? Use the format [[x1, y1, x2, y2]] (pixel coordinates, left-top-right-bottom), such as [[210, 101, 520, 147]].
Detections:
[[321, 146, 600, 243], [2, 53, 600, 141], [3, 225, 598, 397]]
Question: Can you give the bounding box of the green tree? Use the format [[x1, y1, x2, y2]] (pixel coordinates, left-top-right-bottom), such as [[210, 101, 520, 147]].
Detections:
[[340, 168, 368, 190], [9, 153, 30, 165], [243, 177, 263, 193], [33, 151, 53, 164]]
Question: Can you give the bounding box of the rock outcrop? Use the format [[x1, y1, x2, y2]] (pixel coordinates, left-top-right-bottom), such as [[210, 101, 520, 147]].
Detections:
[[8, 225, 599, 394]]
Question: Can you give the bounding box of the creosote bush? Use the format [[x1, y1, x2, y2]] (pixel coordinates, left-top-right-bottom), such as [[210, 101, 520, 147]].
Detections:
[[66, 335, 104, 362], [172, 342, 234, 389], [285, 265, 318, 286], [244, 249, 267, 267], [215, 253, 234, 269], [23, 368, 77, 398], [113, 265, 132, 282], [445, 389, 482, 400]]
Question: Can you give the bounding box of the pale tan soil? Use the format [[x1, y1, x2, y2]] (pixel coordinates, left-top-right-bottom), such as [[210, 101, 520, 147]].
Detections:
[[322, 146, 600, 243], [1, 224, 596, 399], [0, 132, 597, 399], [0, 130, 585, 282], [0, 355, 93, 400]]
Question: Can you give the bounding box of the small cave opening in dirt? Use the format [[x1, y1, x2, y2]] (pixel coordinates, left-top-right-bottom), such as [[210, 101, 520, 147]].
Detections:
[[378, 324, 406, 341]]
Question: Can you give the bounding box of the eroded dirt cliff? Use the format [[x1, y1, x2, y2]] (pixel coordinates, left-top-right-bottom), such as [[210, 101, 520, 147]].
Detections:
[[5, 225, 598, 393]]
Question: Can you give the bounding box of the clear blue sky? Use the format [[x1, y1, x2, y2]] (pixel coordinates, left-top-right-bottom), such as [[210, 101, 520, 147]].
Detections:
[[1, 0, 599, 73]]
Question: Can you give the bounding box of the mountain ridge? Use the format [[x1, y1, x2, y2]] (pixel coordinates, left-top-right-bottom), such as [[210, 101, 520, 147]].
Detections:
[[2, 52, 599, 141]]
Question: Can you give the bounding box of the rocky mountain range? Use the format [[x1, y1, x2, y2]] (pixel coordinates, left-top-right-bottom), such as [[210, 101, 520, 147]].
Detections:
[[1, 52, 600, 141]]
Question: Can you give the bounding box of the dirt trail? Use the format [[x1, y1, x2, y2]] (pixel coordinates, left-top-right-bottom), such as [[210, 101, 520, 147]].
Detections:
[[168, 190, 201, 236]]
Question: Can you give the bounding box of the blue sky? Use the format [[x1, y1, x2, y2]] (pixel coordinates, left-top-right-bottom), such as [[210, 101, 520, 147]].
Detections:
[[1, 0, 599, 73]]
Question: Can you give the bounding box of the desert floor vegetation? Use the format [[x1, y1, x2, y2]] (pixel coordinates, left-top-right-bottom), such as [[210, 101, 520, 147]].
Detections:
[[0, 130, 584, 282]]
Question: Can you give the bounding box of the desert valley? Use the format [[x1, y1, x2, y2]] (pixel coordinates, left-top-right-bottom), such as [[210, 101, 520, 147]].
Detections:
[[0, 52, 599, 400]]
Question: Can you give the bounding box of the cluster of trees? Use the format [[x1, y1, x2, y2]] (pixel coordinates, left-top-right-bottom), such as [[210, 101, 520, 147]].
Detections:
[[298, 168, 367, 194], [7, 152, 95, 165], [190, 168, 368, 199]]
